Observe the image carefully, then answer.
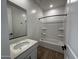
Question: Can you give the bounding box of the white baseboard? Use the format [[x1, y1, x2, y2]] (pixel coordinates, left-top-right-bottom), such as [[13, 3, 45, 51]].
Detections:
[[1, 56, 11, 59]]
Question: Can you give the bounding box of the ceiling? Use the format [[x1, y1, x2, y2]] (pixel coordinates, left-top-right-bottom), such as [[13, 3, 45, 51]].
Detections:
[[33, 0, 67, 11]]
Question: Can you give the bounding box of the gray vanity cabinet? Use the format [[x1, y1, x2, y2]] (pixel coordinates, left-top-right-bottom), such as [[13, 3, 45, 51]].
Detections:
[[15, 44, 37, 59]]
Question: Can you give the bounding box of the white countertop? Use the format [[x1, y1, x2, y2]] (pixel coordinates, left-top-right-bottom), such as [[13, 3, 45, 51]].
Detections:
[[10, 39, 38, 59]]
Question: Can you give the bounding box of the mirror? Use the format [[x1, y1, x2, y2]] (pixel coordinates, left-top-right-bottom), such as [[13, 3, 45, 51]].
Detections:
[[7, 2, 27, 40]]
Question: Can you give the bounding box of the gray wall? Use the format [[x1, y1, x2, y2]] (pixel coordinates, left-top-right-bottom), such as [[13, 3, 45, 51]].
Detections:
[[65, 0, 78, 59], [1, 0, 11, 59], [7, 5, 13, 37], [9, 0, 26, 10]]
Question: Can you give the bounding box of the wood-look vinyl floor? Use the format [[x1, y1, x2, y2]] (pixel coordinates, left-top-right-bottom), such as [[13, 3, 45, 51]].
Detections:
[[37, 46, 64, 59]]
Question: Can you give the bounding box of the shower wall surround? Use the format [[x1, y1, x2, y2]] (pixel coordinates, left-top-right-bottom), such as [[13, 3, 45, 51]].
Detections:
[[40, 7, 66, 41]]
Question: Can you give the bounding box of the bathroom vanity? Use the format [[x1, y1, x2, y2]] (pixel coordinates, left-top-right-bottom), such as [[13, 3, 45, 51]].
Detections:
[[10, 39, 38, 59]]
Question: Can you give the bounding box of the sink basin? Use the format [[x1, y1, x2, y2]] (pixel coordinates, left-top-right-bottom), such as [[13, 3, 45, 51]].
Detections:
[[14, 41, 29, 49]]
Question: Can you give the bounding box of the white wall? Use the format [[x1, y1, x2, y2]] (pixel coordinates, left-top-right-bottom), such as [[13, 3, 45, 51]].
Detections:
[[43, 7, 66, 16], [65, 0, 78, 59], [1, 0, 11, 59], [25, 0, 43, 40], [43, 7, 66, 23]]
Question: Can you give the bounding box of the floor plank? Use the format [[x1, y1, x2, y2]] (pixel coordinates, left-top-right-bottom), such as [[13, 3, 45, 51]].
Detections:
[[37, 46, 64, 59]]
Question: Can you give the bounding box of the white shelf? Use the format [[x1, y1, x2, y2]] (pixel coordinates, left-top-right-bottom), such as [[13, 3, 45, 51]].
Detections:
[[57, 35, 64, 37], [58, 28, 64, 31], [41, 33, 46, 35], [41, 28, 47, 30]]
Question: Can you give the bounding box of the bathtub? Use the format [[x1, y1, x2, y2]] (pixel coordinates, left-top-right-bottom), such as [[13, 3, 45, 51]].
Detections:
[[39, 38, 64, 53]]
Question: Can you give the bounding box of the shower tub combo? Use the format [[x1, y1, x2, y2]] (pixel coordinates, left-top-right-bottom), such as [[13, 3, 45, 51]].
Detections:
[[39, 14, 66, 54]]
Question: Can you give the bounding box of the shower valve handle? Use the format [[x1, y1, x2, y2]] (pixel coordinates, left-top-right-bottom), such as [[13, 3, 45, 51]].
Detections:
[[62, 45, 66, 50]]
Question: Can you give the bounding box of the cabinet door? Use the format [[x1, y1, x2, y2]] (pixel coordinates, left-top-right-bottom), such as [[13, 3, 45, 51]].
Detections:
[[25, 49, 37, 59], [23, 56, 31, 59]]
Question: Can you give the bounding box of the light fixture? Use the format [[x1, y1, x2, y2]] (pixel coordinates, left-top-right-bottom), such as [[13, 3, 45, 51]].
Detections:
[[49, 4, 53, 8], [67, 0, 77, 4], [31, 10, 36, 14], [71, 0, 77, 3], [22, 14, 26, 17]]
